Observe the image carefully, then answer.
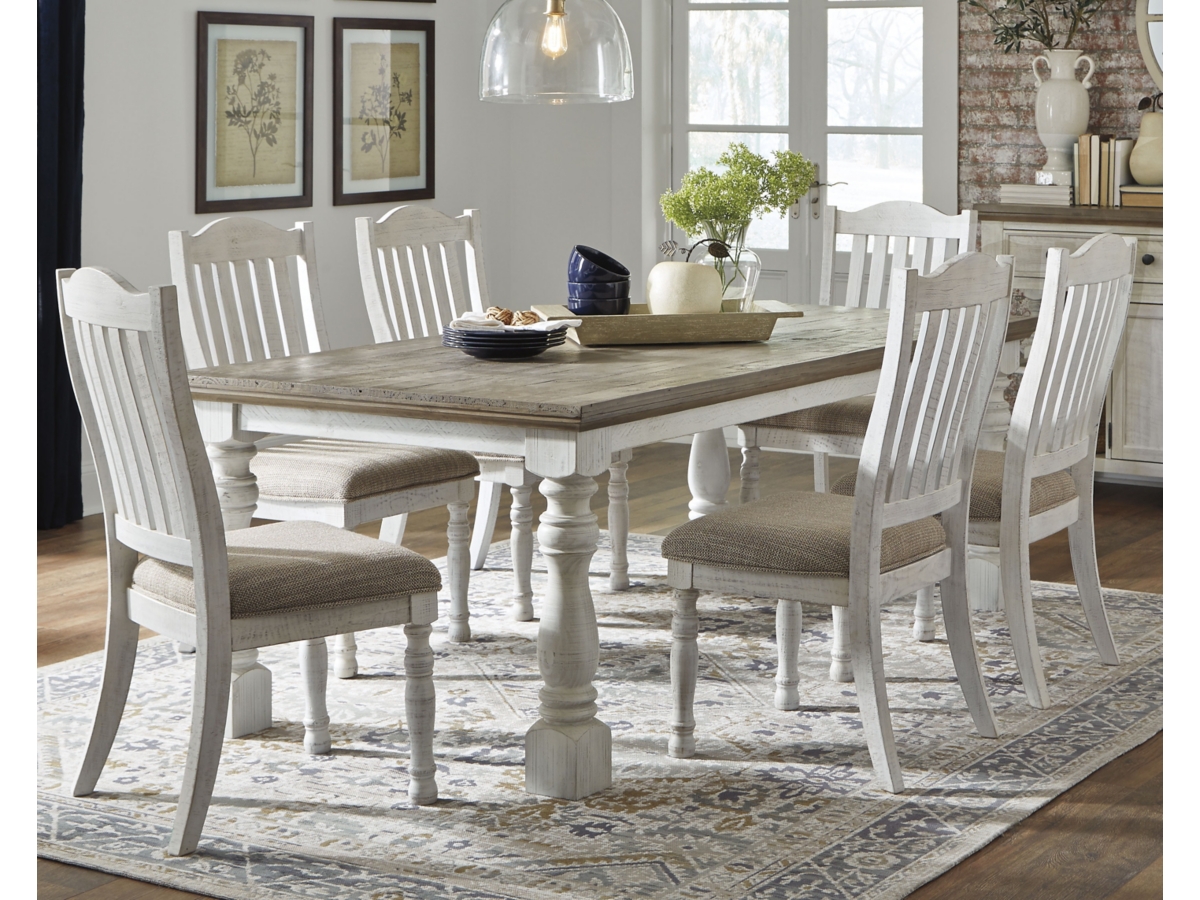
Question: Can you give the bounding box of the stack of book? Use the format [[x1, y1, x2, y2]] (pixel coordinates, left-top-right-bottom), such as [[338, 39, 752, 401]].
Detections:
[[1118, 184, 1163, 208], [1074, 134, 1135, 206], [999, 183, 1073, 206]]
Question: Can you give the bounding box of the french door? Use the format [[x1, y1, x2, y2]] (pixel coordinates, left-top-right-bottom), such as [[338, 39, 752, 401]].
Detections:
[[670, 0, 958, 305]]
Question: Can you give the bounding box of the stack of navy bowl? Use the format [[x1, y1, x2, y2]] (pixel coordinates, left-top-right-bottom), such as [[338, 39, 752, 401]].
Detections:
[[567, 245, 630, 316]]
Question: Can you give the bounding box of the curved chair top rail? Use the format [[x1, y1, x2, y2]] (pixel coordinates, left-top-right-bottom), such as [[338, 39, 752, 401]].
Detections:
[[168, 216, 327, 370], [856, 251, 1013, 533], [56, 267, 227, 578], [1011, 232, 1137, 473], [357, 206, 490, 343], [820, 201, 978, 310]]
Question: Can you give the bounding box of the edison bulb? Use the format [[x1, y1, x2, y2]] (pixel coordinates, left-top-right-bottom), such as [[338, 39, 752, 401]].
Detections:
[[541, 14, 567, 59]]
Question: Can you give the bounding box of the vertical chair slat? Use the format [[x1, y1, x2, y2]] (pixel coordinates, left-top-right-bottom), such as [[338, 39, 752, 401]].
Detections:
[[78, 323, 135, 521], [395, 246, 425, 337], [95, 326, 151, 525], [410, 244, 439, 337], [231, 260, 265, 360], [1038, 285, 1088, 455], [441, 242, 468, 320], [865, 235, 890, 309], [889, 309, 946, 502], [195, 264, 227, 366], [845, 234, 869, 308], [248, 258, 283, 358], [1049, 284, 1101, 452], [268, 257, 304, 357], [915, 307, 973, 496], [1071, 278, 1120, 447], [212, 262, 247, 364], [933, 307, 986, 491], [111, 328, 168, 531], [421, 243, 453, 332], [129, 329, 188, 537]]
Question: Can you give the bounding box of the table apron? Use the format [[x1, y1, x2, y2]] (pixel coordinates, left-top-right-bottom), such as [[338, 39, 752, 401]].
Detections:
[[196, 369, 881, 479]]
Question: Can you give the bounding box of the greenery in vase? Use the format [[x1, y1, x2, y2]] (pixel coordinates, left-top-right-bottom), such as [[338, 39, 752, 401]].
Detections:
[[961, 0, 1110, 53], [659, 143, 815, 295]]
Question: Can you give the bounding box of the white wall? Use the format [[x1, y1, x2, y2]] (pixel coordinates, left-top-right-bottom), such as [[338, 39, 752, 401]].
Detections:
[[78, 0, 668, 514]]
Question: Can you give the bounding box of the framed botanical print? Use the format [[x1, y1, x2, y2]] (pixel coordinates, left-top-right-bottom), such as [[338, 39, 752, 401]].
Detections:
[[333, 18, 435, 205], [196, 12, 314, 213]]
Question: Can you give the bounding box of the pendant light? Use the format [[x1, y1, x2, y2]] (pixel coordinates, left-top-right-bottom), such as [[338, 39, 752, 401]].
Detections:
[[479, 0, 634, 104]]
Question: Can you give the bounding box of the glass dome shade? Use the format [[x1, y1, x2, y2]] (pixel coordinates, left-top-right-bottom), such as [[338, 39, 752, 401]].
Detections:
[[479, 0, 634, 104]]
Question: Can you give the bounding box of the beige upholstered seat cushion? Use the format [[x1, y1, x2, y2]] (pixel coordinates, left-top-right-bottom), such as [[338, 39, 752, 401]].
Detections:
[[251, 439, 479, 502], [751, 395, 875, 437], [133, 520, 442, 619], [661, 491, 946, 577], [829, 450, 1078, 521]]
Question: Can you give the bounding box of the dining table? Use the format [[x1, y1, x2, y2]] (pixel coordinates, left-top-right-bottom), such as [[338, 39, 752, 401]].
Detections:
[[188, 304, 1037, 801]]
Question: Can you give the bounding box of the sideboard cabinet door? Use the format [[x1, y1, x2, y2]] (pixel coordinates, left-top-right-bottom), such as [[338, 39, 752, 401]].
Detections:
[[1108, 301, 1163, 464]]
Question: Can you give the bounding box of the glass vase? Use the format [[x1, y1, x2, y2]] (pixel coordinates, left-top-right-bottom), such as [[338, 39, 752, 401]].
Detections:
[[699, 232, 762, 312]]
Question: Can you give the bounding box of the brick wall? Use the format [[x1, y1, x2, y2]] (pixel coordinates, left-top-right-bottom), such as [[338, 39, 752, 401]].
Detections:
[[958, 0, 1158, 208]]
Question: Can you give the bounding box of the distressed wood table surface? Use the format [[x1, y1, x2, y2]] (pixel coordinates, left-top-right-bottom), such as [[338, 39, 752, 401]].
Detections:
[[189, 304, 1036, 801]]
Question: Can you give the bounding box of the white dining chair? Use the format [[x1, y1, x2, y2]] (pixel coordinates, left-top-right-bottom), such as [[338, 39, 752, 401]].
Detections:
[[663, 251, 1013, 792], [58, 267, 443, 857], [355, 205, 635, 619], [961, 233, 1137, 709], [737, 200, 977, 682], [168, 217, 479, 668]]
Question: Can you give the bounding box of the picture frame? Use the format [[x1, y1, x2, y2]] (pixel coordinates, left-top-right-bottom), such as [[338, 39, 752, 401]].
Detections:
[[333, 18, 435, 206], [196, 11, 314, 214]]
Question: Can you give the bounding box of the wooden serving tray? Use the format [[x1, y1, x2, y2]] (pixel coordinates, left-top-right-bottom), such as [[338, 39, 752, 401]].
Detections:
[[532, 300, 803, 346]]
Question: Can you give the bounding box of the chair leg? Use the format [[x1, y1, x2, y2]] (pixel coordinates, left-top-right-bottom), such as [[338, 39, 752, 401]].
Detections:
[[331, 632, 358, 679], [299, 638, 332, 754], [379, 513, 408, 545], [912, 586, 936, 641], [608, 458, 630, 591], [404, 623, 438, 805], [669, 588, 699, 758], [739, 444, 761, 505], [446, 500, 472, 642], [510, 484, 535, 621], [939, 513, 999, 738], [775, 599, 802, 710], [1068, 462, 1120, 665], [999, 512, 1052, 709], [848, 590, 904, 793], [812, 451, 831, 494], [829, 606, 853, 682], [167, 639, 232, 857], [72, 579, 140, 797], [469, 481, 502, 570]]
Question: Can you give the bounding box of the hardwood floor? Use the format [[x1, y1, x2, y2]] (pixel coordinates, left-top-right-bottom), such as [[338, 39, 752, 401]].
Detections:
[[37, 442, 1163, 899]]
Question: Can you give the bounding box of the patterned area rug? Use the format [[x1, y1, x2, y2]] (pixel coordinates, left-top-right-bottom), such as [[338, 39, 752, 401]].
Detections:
[[38, 533, 1162, 900]]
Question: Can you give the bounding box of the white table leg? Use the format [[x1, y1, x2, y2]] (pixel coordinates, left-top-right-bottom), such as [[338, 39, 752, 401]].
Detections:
[[688, 429, 731, 520], [967, 339, 1022, 613], [206, 432, 272, 737], [510, 484, 536, 621], [526, 474, 611, 800]]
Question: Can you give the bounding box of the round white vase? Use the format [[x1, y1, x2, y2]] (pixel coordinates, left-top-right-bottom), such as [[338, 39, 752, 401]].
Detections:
[[1033, 48, 1095, 180], [1129, 112, 1163, 186], [645, 262, 723, 315]]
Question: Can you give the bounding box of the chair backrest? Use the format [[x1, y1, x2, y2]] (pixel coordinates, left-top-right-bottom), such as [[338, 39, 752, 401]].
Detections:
[[854, 252, 1013, 546], [356, 206, 490, 342], [1009, 232, 1137, 479], [168, 217, 328, 369], [819, 201, 977, 309], [56, 268, 228, 613]]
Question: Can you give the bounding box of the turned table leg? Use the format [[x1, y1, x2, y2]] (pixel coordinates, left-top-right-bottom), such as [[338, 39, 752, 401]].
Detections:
[[688, 429, 731, 520], [206, 433, 273, 737], [525, 474, 612, 799], [607, 453, 631, 591]]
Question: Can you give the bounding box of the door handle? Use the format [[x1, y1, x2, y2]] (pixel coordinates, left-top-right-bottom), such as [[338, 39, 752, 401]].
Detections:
[[805, 165, 848, 219]]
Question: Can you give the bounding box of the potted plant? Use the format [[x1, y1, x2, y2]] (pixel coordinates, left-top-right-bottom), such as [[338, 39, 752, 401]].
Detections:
[[962, 0, 1111, 183], [658, 143, 815, 310]]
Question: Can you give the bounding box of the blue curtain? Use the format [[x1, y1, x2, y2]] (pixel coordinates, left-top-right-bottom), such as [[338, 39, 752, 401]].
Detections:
[[38, 0, 86, 529]]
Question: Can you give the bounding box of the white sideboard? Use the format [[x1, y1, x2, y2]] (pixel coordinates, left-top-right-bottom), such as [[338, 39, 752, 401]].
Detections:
[[977, 204, 1163, 484]]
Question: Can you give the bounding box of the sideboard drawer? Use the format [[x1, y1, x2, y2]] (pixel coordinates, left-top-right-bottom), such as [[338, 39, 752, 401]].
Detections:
[[1004, 232, 1090, 278], [1131, 238, 1162, 283]]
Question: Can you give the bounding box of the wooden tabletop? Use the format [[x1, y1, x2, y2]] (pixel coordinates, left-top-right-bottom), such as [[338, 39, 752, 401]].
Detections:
[[189, 306, 1037, 433]]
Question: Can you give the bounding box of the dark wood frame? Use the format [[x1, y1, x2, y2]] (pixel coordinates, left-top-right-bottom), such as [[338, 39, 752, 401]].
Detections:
[[195, 11, 314, 214], [333, 17, 435, 206]]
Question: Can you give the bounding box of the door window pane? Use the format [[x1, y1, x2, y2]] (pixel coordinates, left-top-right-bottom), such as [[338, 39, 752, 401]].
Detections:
[[688, 131, 790, 249], [689, 10, 788, 127], [827, 7, 922, 128], [826, 133, 922, 212]]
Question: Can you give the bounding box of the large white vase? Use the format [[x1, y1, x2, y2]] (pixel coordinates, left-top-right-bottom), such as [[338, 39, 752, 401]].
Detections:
[[1033, 48, 1095, 183]]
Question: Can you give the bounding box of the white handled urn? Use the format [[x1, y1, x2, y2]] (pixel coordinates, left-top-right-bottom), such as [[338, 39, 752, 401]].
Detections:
[[645, 262, 724, 315], [1033, 48, 1095, 184]]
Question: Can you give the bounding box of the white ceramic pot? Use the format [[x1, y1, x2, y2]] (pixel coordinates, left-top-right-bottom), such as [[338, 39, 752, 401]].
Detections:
[[1129, 112, 1163, 186], [645, 262, 724, 315], [1033, 49, 1095, 178]]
